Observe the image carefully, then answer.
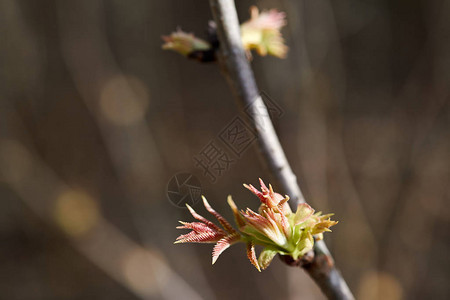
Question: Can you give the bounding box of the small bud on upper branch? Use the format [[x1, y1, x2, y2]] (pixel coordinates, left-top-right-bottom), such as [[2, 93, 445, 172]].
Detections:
[[162, 6, 288, 62]]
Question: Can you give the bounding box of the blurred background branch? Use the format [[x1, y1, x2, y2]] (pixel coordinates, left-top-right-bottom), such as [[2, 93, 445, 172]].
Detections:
[[0, 110, 202, 300]]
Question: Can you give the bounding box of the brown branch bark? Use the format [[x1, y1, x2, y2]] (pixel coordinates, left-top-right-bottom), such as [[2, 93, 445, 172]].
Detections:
[[208, 1, 354, 299]]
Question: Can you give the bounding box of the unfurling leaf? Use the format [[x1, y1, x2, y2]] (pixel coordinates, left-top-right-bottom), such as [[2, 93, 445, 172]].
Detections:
[[162, 29, 211, 56], [175, 179, 337, 271], [258, 248, 278, 270], [246, 242, 261, 272], [294, 203, 314, 225], [240, 6, 288, 58], [212, 233, 240, 264]]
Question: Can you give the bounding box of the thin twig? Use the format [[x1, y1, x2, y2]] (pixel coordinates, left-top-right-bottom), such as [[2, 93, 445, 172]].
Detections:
[[208, 1, 354, 299]]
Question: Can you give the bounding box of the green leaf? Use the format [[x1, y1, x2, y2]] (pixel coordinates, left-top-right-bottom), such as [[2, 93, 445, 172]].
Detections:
[[293, 203, 314, 225], [292, 231, 314, 260], [258, 248, 278, 270]]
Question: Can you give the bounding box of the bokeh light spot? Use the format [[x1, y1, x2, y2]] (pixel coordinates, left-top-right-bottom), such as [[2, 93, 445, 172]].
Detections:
[[100, 75, 150, 126], [54, 189, 99, 237], [358, 270, 403, 300], [122, 248, 166, 297]]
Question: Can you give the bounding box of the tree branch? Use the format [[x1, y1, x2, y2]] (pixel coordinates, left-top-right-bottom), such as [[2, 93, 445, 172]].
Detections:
[[208, 1, 354, 299]]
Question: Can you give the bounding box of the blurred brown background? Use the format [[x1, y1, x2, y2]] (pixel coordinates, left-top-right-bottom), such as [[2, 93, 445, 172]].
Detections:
[[0, 0, 449, 299]]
